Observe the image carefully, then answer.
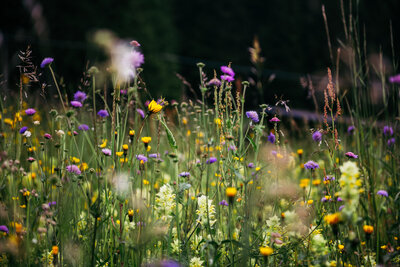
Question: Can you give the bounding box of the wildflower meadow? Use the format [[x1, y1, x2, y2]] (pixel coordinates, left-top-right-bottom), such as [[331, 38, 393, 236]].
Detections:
[[1, 5, 400, 267]]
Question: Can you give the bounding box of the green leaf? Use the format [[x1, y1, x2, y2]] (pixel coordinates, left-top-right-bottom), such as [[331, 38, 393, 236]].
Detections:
[[247, 136, 257, 150], [160, 119, 178, 149]]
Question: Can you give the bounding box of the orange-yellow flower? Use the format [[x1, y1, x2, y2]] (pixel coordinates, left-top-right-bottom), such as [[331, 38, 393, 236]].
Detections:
[[259, 246, 273, 256], [148, 100, 163, 113]]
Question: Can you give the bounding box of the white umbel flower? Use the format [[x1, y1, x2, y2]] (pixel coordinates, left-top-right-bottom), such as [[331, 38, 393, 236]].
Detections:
[[196, 195, 216, 227]]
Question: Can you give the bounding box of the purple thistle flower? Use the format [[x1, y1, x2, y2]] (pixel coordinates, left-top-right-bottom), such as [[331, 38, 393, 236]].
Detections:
[[66, 165, 81, 175], [40, 57, 54, 68], [221, 75, 234, 82], [74, 91, 87, 103], [312, 131, 322, 142], [207, 77, 221, 87], [25, 108, 36, 116], [97, 109, 109, 118], [148, 153, 159, 158], [337, 197, 343, 202], [0, 225, 9, 234], [304, 160, 319, 170], [246, 111, 259, 123], [131, 50, 144, 68], [19, 126, 28, 134], [377, 190, 388, 197], [219, 200, 229, 206], [136, 154, 148, 163], [324, 175, 335, 181], [70, 101, 82, 108], [136, 108, 145, 119], [383, 126, 394, 136], [389, 74, 400, 84], [247, 162, 255, 168], [345, 152, 358, 159], [44, 133, 52, 139], [102, 148, 112, 156], [321, 197, 329, 203], [339, 205, 345, 211], [28, 157, 35, 163], [228, 145, 237, 151], [388, 138, 396, 147], [267, 132, 275, 143], [220, 66, 235, 77], [206, 157, 217, 164], [347, 126, 355, 135], [179, 172, 190, 177], [120, 89, 127, 95], [269, 117, 280, 122], [78, 124, 89, 131]]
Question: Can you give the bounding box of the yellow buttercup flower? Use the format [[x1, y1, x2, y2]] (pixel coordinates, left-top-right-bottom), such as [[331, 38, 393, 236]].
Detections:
[[226, 187, 237, 198], [324, 213, 341, 225], [148, 100, 163, 113], [259, 246, 273, 256], [141, 137, 152, 144], [99, 139, 107, 148]]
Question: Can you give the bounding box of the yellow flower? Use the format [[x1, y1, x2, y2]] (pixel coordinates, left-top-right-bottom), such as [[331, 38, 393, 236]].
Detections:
[[141, 137, 152, 144], [146, 145, 151, 152], [215, 118, 222, 126], [307, 199, 314, 205], [4, 118, 13, 127], [299, 179, 310, 188], [226, 187, 237, 198], [338, 244, 344, 250], [70, 157, 80, 164], [128, 209, 134, 216], [23, 191, 30, 197], [363, 225, 374, 234], [99, 139, 107, 148], [52, 246, 59, 255], [312, 179, 321, 185], [116, 152, 124, 157], [182, 117, 188, 125], [129, 130, 135, 136], [80, 163, 88, 171], [297, 149, 303, 155], [324, 213, 341, 225], [143, 179, 150, 185], [148, 100, 163, 113], [259, 246, 273, 256]]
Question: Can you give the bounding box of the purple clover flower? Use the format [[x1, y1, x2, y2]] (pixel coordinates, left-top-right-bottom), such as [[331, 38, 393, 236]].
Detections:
[[74, 91, 87, 103], [221, 75, 234, 82], [383, 126, 394, 136], [78, 124, 89, 131], [25, 108, 36, 116], [27, 157, 35, 163], [377, 190, 388, 197], [102, 148, 112, 156], [148, 153, 159, 158], [70, 101, 82, 108], [66, 165, 81, 175], [97, 109, 109, 118], [345, 152, 358, 159], [44, 133, 52, 139], [312, 131, 322, 142], [269, 117, 280, 122], [337, 197, 343, 202], [219, 200, 229, 206], [247, 162, 255, 168], [304, 160, 319, 170], [246, 111, 259, 123], [136, 154, 148, 163], [267, 132, 275, 143], [389, 74, 400, 84], [19, 126, 28, 134], [220, 66, 235, 77], [206, 157, 217, 164], [136, 108, 145, 119], [179, 172, 190, 177], [0, 225, 9, 234], [40, 57, 54, 68]]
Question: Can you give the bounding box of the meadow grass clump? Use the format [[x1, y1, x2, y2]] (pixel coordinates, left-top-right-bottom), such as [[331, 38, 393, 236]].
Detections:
[[0, 6, 400, 267]]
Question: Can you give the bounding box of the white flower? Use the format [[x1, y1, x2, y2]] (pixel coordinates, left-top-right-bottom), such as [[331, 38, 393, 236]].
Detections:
[[23, 130, 31, 137], [155, 184, 176, 222], [339, 161, 359, 178], [196, 195, 216, 227], [33, 120, 40, 125], [189, 257, 204, 267], [55, 130, 65, 137]]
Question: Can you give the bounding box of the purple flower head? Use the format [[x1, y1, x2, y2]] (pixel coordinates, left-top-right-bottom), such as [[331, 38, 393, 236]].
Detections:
[[48, 201, 57, 207], [388, 138, 396, 147], [136, 154, 148, 163], [269, 117, 280, 123], [179, 172, 190, 177], [339, 205, 345, 211], [97, 109, 109, 118], [271, 150, 277, 156], [247, 162, 255, 168], [131, 50, 144, 68], [145, 100, 150, 107], [389, 74, 400, 84], [19, 126, 28, 134], [337, 197, 343, 202], [347, 126, 355, 135], [206, 157, 217, 164], [66, 165, 81, 175], [246, 111, 259, 123], [383, 126, 394, 136], [40, 57, 54, 68], [136, 108, 145, 119], [208, 77, 221, 87], [70, 101, 82, 108], [74, 91, 87, 103], [228, 145, 237, 151], [324, 175, 335, 181], [219, 200, 229, 206], [321, 197, 329, 203], [102, 148, 112, 156], [312, 131, 322, 142], [377, 190, 388, 197], [25, 108, 36, 116], [160, 260, 181, 267], [268, 132, 276, 143], [78, 124, 89, 131], [44, 133, 52, 139], [0, 225, 9, 234], [120, 89, 127, 95], [220, 66, 235, 77], [345, 152, 358, 159], [28, 157, 35, 163], [221, 75, 234, 82], [304, 160, 319, 170], [148, 153, 159, 158]]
